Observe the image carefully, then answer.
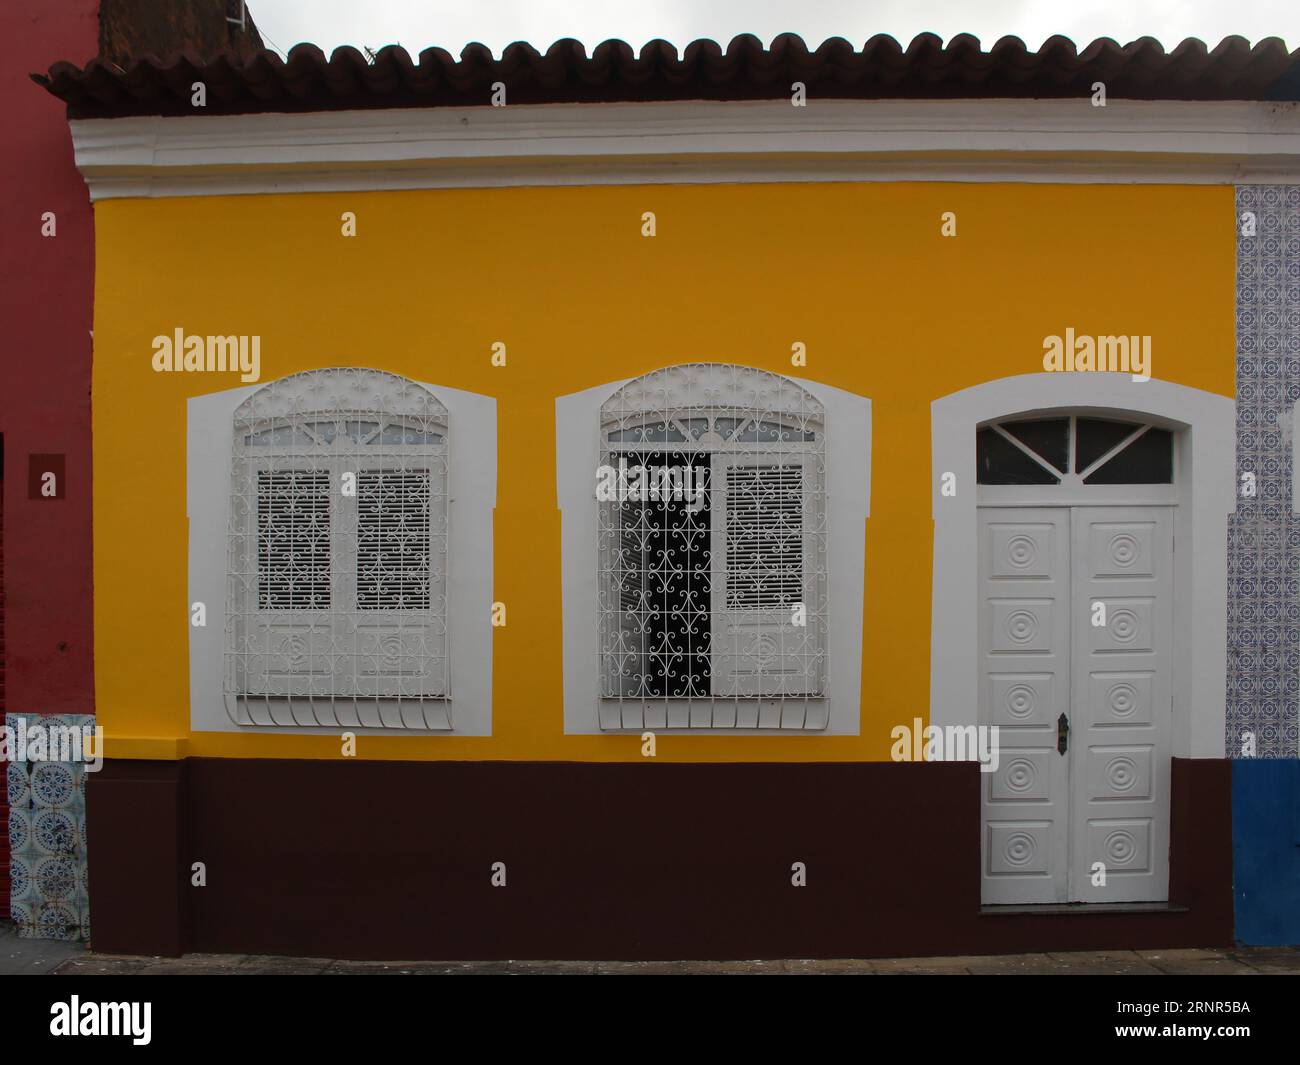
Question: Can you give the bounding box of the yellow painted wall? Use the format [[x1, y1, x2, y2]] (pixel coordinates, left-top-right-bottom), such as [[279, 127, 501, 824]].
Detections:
[[91, 181, 1234, 762]]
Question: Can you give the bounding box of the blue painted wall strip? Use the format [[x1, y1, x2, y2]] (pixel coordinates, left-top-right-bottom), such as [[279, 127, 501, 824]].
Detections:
[[1232, 758, 1300, 945]]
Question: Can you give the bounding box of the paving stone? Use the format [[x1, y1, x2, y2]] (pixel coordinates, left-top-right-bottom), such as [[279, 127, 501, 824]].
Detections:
[[591, 959, 786, 974], [53, 956, 152, 975], [870, 954, 996, 972], [324, 961, 487, 975], [1142, 957, 1258, 976], [655, 959, 789, 974], [0, 926, 86, 975], [120, 952, 249, 974], [325, 959, 599, 975], [593, 960, 702, 975], [1228, 948, 1300, 972], [784, 958, 876, 974], [466, 960, 598, 975], [967, 953, 1097, 975], [237, 955, 331, 974], [1046, 950, 1143, 963], [1044, 951, 1164, 975], [181, 953, 249, 965], [1136, 947, 1228, 962], [137, 961, 251, 975]]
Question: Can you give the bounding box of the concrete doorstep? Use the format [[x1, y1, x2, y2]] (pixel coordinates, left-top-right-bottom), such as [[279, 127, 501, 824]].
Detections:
[[4, 927, 1299, 975]]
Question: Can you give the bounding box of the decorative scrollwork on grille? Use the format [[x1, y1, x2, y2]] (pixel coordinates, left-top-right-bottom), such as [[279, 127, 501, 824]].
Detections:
[[224, 368, 450, 729], [597, 363, 828, 729]]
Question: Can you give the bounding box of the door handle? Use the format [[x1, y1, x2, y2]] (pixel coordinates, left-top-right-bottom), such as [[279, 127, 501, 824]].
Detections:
[[1057, 713, 1070, 755]]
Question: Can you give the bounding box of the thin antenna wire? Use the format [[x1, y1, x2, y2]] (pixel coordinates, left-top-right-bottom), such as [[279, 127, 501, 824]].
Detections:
[[259, 31, 290, 61]]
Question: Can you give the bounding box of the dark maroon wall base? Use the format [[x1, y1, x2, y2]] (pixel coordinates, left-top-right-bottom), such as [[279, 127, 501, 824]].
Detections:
[[86, 760, 187, 956], [88, 758, 1232, 960]]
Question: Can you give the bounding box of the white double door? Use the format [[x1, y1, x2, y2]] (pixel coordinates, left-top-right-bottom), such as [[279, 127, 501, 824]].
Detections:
[[978, 505, 1173, 905]]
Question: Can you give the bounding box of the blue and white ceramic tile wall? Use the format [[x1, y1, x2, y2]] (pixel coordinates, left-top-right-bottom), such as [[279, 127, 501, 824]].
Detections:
[[5, 713, 93, 940], [1232, 186, 1300, 758]]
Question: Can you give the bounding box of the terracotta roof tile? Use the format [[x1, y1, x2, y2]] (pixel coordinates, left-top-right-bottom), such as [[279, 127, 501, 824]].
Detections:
[[33, 32, 1300, 117]]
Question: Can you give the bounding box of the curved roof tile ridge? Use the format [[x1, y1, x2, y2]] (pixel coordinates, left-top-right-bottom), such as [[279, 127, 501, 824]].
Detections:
[[31, 31, 1300, 116]]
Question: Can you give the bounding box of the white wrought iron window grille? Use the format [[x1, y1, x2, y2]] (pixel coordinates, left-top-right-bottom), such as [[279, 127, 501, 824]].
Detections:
[[597, 363, 828, 728], [224, 368, 450, 729]]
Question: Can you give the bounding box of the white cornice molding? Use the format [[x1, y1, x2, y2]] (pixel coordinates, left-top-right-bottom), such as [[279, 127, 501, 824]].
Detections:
[[70, 98, 1300, 199]]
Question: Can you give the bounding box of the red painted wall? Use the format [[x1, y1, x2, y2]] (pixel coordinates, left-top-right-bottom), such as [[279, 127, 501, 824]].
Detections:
[[0, 0, 98, 716], [1, 458, 8, 917]]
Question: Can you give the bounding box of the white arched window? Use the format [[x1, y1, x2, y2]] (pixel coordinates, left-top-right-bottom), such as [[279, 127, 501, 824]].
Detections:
[[597, 363, 827, 723], [223, 368, 449, 728]]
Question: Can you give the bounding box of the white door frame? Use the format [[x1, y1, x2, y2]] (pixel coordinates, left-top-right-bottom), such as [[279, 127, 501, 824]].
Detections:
[[931, 373, 1234, 760]]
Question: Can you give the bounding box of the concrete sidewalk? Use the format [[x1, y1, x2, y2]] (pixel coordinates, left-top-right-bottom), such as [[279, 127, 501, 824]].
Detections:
[[1, 925, 85, 975], [4, 927, 1298, 974]]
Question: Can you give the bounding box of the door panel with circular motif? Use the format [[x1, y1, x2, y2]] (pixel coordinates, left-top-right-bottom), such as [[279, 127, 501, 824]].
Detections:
[[978, 509, 1071, 904], [1070, 507, 1173, 903]]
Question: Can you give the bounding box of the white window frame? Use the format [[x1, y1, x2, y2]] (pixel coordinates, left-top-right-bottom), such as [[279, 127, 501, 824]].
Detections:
[[558, 363, 871, 734], [187, 369, 498, 735]]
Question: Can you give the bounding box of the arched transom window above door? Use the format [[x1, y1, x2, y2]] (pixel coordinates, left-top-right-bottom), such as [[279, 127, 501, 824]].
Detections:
[[977, 415, 1174, 488]]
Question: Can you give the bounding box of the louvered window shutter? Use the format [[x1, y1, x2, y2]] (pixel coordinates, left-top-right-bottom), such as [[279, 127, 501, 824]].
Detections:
[[356, 469, 432, 610], [241, 466, 334, 697], [257, 469, 332, 610], [350, 465, 446, 696], [713, 455, 821, 697]]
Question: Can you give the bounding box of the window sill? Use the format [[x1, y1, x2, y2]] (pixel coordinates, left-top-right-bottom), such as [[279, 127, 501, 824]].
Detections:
[[226, 694, 452, 730], [598, 696, 828, 732]]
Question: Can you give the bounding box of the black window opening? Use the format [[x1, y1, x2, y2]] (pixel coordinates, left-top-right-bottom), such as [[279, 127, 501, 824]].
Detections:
[[976, 416, 1173, 485], [614, 452, 712, 697], [977, 425, 1063, 485]]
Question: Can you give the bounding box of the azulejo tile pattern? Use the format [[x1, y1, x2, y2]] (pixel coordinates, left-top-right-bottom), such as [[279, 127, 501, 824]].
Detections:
[[5, 714, 93, 940], [1232, 186, 1300, 759]]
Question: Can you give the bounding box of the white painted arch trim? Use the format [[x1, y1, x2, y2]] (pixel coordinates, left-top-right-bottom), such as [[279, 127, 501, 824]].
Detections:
[[931, 373, 1234, 759], [70, 98, 1300, 200]]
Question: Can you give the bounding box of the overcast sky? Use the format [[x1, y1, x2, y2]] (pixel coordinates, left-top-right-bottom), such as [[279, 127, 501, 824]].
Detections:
[[247, 0, 1299, 60]]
